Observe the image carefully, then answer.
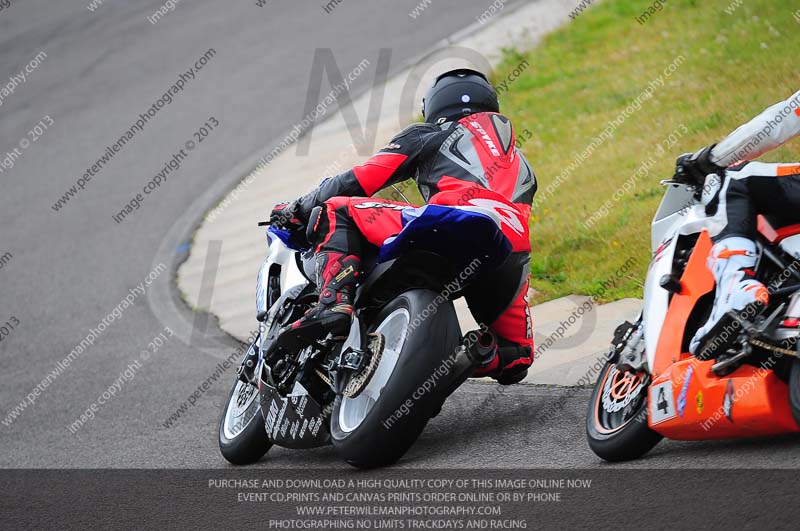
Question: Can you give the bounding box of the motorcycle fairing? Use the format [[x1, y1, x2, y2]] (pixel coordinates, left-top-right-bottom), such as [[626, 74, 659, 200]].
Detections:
[[258, 375, 331, 449], [757, 215, 800, 259], [781, 235, 800, 260], [643, 185, 711, 369], [646, 230, 800, 438], [267, 226, 293, 247], [651, 231, 715, 377], [377, 204, 512, 276], [259, 229, 309, 315], [648, 358, 797, 440]]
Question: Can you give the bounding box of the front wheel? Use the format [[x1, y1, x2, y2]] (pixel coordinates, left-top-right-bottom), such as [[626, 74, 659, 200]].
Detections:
[[218, 342, 272, 465], [330, 290, 462, 468], [586, 362, 662, 462]]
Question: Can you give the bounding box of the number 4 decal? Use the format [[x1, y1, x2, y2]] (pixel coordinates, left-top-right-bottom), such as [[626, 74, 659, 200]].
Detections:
[[650, 382, 676, 424], [657, 388, 669, 414]]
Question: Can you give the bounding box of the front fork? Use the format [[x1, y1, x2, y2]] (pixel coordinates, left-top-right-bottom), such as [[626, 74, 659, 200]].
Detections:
[[237, 333, 262, 385], [613, 317, 647, 373]]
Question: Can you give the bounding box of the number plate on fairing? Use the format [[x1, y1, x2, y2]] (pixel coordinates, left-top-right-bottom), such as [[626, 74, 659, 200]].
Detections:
[[649, 381, 677, 424]]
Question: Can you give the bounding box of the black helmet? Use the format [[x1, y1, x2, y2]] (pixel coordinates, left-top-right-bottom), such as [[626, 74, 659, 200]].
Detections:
[[422, 69, 499, 125]]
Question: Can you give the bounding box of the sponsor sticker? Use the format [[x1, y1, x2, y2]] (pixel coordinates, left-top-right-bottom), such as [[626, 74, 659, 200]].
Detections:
[[654, 237, 673, 263], [677, 365, 694, 417], [296, 396, 307, 416], [310, 416, 322, 437], [271, 400, 288, 439], [265, 399, 279, 434], [335, 265, 354, 282], [352, 201, 406, 211], [723, 380, 735, 422]]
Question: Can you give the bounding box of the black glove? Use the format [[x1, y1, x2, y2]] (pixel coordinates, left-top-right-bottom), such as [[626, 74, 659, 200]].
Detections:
[[674, 145, 723, 187], [269, 200, 311, 248], [269, 200, 306, 231]]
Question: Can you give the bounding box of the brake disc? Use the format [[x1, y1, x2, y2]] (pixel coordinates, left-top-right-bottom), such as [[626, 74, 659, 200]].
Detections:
[[601, 366, 645, 413]]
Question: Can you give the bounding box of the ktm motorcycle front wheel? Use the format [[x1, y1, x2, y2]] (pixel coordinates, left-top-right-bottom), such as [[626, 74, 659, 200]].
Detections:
[[586, 362, 662, 462], [789, 359, 800, 429]]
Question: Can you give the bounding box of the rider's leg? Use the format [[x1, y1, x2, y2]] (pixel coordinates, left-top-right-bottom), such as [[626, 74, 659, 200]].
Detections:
[[280, 197, 410, 344], [689, 236, 768, 356], [465, 252, 534, 384], [279, 197, 363, 344], [691, 162, 800, 355]]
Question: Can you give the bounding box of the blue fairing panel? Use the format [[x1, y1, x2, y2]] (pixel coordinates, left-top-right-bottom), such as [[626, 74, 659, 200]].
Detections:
[[267, 226, 293, 246], [268, 226, 309, 252], [377, 204, 512, 274]]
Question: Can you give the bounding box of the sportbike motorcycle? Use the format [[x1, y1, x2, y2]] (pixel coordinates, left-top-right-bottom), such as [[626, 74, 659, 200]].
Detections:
[[586, 171, 800, 461], [217, 201, 507, 468]]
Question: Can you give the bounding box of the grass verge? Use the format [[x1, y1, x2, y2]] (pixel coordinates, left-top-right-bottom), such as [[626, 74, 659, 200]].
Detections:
[[493, 0, 800, 303]]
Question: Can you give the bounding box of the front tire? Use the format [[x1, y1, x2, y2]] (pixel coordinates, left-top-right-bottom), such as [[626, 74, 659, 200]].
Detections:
[[330, 290, 461, 468], [586, 362, 662, 462], [218, 343, 272, 465], [789, 359, 800, 429]]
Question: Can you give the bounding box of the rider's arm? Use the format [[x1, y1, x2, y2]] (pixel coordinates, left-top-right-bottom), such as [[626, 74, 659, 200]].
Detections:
[[712, 88, 800, 166], [295, 123, 437, 218]]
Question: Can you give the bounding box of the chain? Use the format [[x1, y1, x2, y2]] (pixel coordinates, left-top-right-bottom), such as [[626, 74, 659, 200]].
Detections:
[[315, 368, 333, 387], [749, 338, 798, 358]]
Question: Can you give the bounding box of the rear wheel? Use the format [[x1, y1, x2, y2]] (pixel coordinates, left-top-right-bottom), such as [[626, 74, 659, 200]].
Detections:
[[586, 362, 662, 462], [330, 290, 462, 468]]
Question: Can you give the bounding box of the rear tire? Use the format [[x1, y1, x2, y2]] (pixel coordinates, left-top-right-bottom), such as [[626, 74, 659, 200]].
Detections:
[[586, 362, 662, 462], [330, 290, 461, 468], [789, 359, 800, 429]]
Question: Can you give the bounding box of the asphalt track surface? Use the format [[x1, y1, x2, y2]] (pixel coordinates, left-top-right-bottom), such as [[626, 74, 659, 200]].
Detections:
[[2, 0, 800, 474]]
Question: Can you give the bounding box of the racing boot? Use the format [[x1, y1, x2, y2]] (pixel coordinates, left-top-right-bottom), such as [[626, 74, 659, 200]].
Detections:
[[277, 252, 361, 349], [470, 331, 533, 385], [690, 237, 769, 358]]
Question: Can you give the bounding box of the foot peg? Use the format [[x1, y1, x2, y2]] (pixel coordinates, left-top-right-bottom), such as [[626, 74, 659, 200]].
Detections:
[[697, 301, 765, 361], [464, 329, 498, 368]]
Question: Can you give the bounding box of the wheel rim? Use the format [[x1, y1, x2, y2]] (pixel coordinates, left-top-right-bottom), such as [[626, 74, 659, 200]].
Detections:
[[338, 308, 409, 433], [593, 365, 647, 435], [222, 344, 261, 440]]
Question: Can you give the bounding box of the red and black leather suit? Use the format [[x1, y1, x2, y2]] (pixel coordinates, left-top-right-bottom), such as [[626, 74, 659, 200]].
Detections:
[[296, 112, 538, 376]]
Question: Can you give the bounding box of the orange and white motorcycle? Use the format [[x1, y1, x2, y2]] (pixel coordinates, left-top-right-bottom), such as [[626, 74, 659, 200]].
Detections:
[[586, 173, 800, 461]]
